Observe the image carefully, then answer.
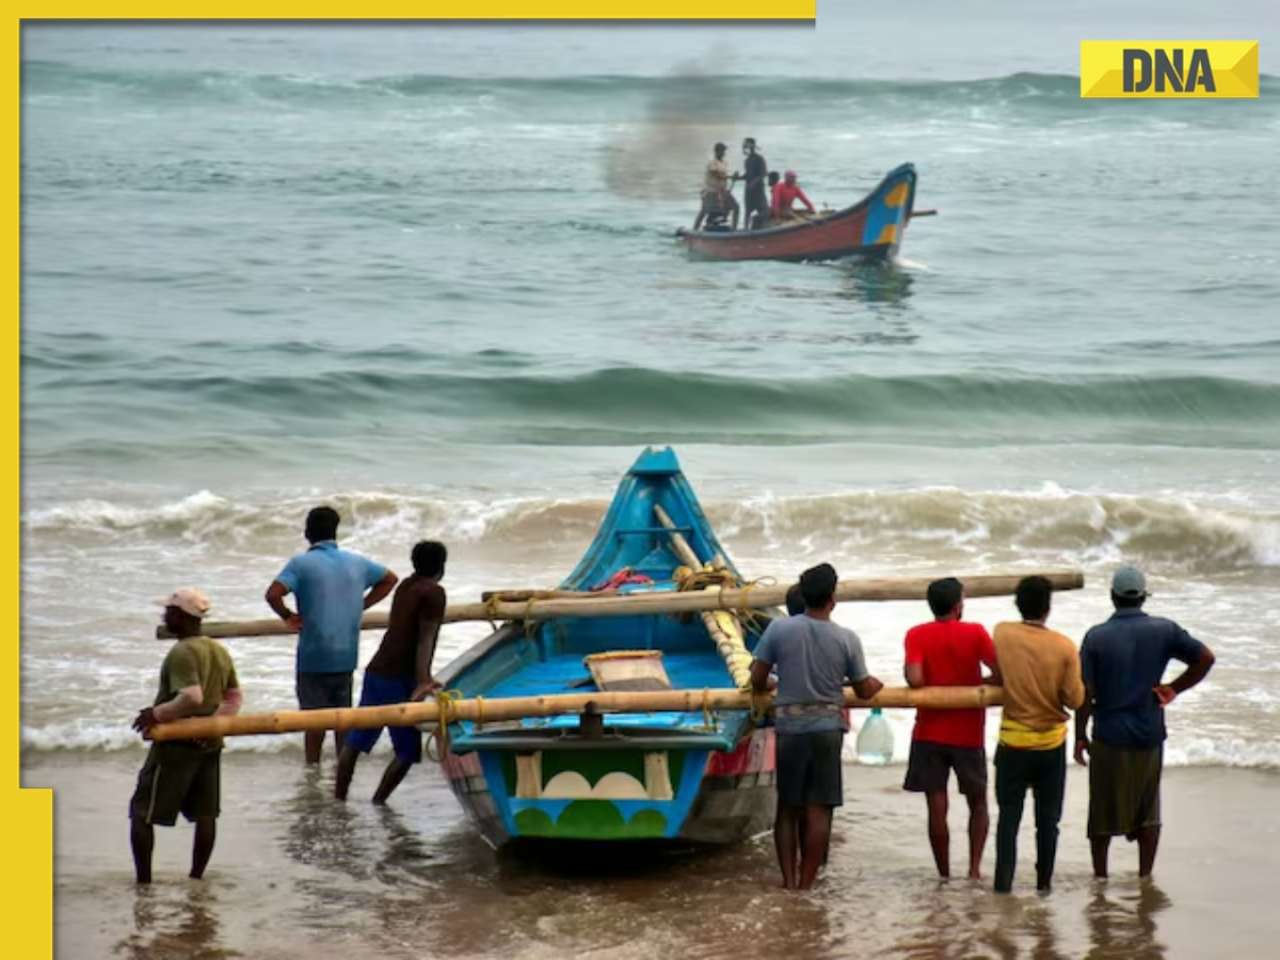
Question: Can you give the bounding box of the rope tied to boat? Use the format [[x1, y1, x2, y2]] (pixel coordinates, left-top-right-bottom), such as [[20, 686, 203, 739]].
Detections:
[[424, 688, 463, 764]]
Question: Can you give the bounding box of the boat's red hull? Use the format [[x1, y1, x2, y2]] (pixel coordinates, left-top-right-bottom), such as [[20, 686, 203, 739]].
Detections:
[[678, 163, 917, 263]]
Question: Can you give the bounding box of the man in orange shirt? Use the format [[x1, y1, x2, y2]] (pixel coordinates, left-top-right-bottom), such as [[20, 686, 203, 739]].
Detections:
[[991, 576, 1085, 894], [903, 577, 1000, 880]]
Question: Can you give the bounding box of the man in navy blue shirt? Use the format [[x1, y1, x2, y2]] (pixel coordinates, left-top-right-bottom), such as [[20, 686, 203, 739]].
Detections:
[[1074, 565, 1214, 879], [266, 506, 398, 764]]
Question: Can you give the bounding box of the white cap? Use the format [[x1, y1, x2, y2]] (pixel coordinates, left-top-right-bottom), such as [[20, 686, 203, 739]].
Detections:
[[156, 587, 212, 619]]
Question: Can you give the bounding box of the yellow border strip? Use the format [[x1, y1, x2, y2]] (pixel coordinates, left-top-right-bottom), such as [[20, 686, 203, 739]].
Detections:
[[7, 14, 53, 956], [19, 3, 816, 18]]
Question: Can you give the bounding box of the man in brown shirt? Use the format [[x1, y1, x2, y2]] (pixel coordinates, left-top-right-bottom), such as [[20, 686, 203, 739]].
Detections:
[[991, 575, 1085, 893], [335, 541, 447, 804]]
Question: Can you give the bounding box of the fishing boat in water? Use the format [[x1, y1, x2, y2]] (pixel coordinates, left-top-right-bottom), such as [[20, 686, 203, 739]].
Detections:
[[676, 162, 924, 263], [435, 447, 778, 848]]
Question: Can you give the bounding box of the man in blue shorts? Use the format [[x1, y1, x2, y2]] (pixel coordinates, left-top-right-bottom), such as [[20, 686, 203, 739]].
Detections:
[[335, 541, 448, 804], [265, 505, 398, 764], [751, 563, 883, 890]]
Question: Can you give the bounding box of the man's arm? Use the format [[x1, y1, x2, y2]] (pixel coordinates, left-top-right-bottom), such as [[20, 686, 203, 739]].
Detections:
[[1074, 683, 1094, 766], [1061, 646, 1086, 711], [216, 687, 243, 717], [134, 685, 204, 735], [980, 627, 1002, 686], [265, 580, 301, 631], [903, 629, 924, 688], [797, 187, 816, 213], [411, 615, 444, 700], [1156, 644, 1215, 706], [853, 674, 884, 701], [363, 569, 398, 610], [750, 659, 773, 694]]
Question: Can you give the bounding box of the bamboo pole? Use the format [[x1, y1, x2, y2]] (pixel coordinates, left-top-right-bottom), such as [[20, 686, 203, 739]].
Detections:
[[653, 504, 754, 689], [162, 570, 1084, 640], [150, 684, 1005, 741]]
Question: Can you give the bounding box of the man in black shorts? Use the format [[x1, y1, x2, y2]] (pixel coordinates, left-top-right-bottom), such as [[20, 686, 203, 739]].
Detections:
[[130, 588, 242, 884], [751, 564, 883, 890]]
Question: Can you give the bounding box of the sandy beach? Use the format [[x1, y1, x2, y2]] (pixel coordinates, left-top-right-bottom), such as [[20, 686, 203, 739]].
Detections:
[[26, 749, 1277, 959]]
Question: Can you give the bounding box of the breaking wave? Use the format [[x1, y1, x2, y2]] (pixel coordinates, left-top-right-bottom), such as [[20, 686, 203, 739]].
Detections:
[[24, 485, 1280, 574]]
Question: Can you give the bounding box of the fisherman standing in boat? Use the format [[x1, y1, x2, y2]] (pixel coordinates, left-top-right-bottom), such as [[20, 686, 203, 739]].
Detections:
[[129, 588, 242, 884], [693, 142, 739, 232], [265, 506, 398, 765], [751, 563, 884, 890], [902, 577, 1000, 881], [335, 540, 448, 804], [740, 137, 770, 230], [1075, 565, 1215, 879]]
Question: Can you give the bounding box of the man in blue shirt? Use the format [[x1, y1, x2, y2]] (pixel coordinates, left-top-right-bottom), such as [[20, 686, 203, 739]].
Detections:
[[265, 506, 398, 764], [751, 563, 883, 890], [1074, 565, 1214, 879]]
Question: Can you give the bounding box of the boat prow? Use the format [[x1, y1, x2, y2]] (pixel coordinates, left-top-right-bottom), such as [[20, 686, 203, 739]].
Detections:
[[436, 447, 777, 848], [678, 163, 919, 263]]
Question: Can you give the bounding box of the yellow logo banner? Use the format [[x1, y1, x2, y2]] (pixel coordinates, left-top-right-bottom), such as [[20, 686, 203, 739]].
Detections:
[[1080, 41, 1259, 98]]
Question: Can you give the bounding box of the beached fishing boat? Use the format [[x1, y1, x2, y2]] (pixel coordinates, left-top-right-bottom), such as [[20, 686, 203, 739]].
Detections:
[[435, 447, 777, 848], [676, 162, 919, 263]]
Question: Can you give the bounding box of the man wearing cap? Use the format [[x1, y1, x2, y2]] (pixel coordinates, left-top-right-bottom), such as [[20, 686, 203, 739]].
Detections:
[[130, 588, 242, 884], [1075, 565, 1215, 879], [751, 563, 884, 890], [266, 505, 398, 765]]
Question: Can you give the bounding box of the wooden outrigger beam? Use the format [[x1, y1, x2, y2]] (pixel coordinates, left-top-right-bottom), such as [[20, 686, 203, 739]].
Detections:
[[150, 684, 1005, 742], [159, 570, 1084, 640]]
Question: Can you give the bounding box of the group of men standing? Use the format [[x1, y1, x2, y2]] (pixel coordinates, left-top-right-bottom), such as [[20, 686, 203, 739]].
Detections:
[[694, 138, 816, 232], [751, 563, 1215, 893], [128, 505, 449, 884]]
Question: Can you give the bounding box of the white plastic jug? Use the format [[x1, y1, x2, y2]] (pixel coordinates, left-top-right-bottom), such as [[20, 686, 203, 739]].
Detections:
[[855, 707, 894, 765]]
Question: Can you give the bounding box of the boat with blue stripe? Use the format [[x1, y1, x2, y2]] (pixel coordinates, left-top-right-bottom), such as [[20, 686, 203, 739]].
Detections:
[[436, 447, 777, 847]]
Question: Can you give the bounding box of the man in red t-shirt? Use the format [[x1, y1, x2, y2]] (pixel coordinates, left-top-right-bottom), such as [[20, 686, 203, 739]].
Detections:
[[903, 577, 1000, 879]]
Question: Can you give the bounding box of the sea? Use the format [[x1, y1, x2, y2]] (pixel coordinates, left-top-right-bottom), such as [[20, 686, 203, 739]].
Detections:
[[16, 11, 1280, 956]]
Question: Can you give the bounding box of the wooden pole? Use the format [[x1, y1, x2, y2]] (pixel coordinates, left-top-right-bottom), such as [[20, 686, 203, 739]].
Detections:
[[653, 504, 755, 689], [150, 684, 1004, 742], [162, 570, 1085, 640]]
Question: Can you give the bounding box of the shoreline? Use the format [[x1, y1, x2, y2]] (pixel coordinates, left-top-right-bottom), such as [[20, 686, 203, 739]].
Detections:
[[25, 750, 1278, 959]]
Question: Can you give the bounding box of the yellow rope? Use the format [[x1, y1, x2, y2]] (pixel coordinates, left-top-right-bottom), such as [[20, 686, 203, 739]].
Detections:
[[425, 688, 462, 764]]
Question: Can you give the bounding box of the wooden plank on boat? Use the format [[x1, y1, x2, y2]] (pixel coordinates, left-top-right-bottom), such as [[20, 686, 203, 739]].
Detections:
[[160, 569, 1085, 640], [149, 684, 1006, 742]]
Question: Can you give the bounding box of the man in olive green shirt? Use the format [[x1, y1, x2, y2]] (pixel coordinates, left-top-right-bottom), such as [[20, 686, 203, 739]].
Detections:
[[129, 588, 242, 884]]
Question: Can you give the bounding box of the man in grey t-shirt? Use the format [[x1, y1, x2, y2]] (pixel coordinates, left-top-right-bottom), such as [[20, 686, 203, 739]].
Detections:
[[752, 563, 884, 890]]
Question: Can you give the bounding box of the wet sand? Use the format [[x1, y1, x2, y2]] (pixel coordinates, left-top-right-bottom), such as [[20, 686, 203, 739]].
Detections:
[[24, 750, 1277, 959]]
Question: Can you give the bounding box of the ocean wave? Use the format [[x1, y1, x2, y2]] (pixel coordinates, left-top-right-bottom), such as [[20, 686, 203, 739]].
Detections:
[[28, 368, 1280, 448], [24, 485, 1280, 575], [24, 61, 1278, 114]]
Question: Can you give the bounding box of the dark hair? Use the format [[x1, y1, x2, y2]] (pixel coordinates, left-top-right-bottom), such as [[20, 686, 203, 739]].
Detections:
[[1015, 575, 1052, 621], [412, 540, 447, 578], [767, 171, 780, 185], [305, 506, 340, 544], [785, 583, 805, 616], [743, 137, 756, 148], [926, 577, 963, 618], [1111, 591, 1146, 610], [714, 141, 726, 152], [799, 563, 838, 609]]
